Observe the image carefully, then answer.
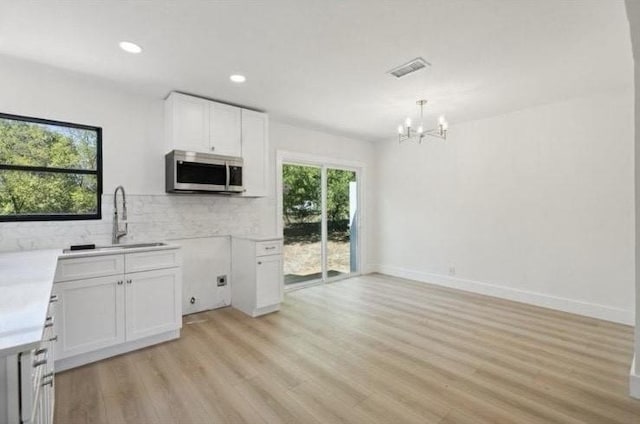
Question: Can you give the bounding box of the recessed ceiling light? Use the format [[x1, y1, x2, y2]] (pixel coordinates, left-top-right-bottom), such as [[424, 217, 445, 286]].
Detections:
[[230, 74, 246, 83], [119, 41, 142, 54]]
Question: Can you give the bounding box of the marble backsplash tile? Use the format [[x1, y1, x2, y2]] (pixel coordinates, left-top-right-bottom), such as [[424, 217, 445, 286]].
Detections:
[[0, 194, 264, 252]]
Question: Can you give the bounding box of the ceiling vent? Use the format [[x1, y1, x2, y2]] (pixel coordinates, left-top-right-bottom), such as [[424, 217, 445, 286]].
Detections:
[[387, 57, 431, 78]]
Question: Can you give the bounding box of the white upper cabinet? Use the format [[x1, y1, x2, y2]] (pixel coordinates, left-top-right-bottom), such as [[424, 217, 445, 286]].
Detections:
[[210, 102, 242, 157], [241, 109, 269, 197], [165, 91, 269, 197], [166, 92, 242, 156], [165, 92, 210, 153]]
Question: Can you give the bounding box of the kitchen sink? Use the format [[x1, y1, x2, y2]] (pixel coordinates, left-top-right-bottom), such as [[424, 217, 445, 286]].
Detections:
[[63, 242, 168, 254]]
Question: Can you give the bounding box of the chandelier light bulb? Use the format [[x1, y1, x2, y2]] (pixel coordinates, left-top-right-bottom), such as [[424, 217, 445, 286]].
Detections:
[[442, 121, 449, 130], [398, 125, 404, 134], [439, 115, 447, 125], [417, 125, 424, 134], [405, 117, 412, 128]]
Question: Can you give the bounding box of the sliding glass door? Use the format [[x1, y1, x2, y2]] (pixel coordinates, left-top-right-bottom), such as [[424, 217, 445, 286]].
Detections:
[[282, 162, 359, 287], [282, 163, 322, 285], [326, 168, 357, 278]]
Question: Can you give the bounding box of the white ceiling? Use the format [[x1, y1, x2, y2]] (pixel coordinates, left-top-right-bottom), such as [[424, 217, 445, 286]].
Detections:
[[0, 0, 633, 142]]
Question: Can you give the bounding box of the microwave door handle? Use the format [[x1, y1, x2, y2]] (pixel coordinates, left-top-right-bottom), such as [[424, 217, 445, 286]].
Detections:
[[225, 162, 230, 191]]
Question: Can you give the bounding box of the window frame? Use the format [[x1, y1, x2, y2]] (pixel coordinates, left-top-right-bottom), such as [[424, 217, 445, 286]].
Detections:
[[0, 112, 103, 222]]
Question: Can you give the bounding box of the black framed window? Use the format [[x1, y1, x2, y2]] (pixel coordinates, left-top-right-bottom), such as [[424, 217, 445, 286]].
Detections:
[[0, 113, 103, 222]]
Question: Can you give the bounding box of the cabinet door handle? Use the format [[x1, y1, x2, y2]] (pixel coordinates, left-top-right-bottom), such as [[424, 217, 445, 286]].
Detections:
[[45, 316, 54, 328], [35, 347, 48, 356], [265, 246, 276, 250], [49, 335, 58, 342], [126, 279, 132, 284], [210, 146, 215, 151], [257, 261, 262, 265], [42, 377, 54, 387], [50, 294, 58, 303], [117, 280, 123, 285]]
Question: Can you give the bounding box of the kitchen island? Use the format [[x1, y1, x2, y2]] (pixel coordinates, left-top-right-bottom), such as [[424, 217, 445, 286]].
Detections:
[[0, 243, 183, 424], [0, 249, 60, 424], [0, 249, 60, 356]]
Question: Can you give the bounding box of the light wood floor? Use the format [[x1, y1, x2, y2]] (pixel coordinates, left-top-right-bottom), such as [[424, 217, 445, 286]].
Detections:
[[55, 274, 640, 424]]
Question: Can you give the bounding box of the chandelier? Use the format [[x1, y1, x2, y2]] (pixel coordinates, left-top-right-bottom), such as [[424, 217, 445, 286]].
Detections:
[[397, 99, 448, 143]]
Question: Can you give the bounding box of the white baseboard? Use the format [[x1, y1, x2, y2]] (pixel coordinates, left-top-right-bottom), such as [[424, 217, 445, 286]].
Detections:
[[631, 355, 640, 399], [362, 263, 378, 275], [372, 264, 634, 325], [55, 329, 180, 372]]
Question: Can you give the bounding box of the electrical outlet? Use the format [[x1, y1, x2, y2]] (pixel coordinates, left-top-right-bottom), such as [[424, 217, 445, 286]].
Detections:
[[217, 275, 227, 287], [448, 267, 456, 276]]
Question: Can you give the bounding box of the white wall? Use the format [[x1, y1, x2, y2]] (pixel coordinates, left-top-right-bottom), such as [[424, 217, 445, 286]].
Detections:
[[0, 56, 166, 195], [4, 39, 633, 332], [625, 0, 640, 397], [0, 55, 376, 273], [375, 88, 635, 324], [0, 55, 261, 251]]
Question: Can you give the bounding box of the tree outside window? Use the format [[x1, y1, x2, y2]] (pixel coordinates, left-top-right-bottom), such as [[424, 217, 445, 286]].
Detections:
[[0, 113, 102, 221]]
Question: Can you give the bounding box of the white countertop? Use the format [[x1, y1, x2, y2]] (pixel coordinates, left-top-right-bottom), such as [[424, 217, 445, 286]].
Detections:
[[0, 249, 61, 357], [232, 235, 282, 242], [58, 242, 180, 259]]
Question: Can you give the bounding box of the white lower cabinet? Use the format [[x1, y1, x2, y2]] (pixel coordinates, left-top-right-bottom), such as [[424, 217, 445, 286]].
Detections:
[[54, 276, 125, 359], [125, 268, 181, 342], [20, 320, 56, 424], [3, 297, 59, 424], [53, 247, 182, 371], [256, 255, 284, 308], [231, 237, 283, 317]]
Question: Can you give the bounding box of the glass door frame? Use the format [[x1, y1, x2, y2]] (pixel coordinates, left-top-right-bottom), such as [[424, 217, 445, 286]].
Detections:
[[276, 151, 364, 290]]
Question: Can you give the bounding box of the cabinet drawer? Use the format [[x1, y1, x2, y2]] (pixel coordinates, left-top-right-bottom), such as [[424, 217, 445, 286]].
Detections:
[[20, 348, 43, 423], [55, 255, 124, 282], [125, 249, 180, 273], [255, 241, 282, 257], [20, 327, 55, 424]]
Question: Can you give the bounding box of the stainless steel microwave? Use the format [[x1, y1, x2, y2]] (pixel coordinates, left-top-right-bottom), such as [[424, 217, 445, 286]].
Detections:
[[165, 150, 244, 193]]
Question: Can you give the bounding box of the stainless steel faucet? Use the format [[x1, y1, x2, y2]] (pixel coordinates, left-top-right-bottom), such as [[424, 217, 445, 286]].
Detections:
[[112, 185, 128, 244]]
